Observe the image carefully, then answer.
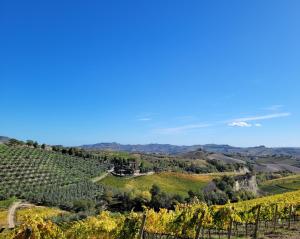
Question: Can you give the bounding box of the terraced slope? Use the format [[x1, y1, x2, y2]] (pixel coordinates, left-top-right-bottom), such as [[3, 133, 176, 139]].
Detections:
[[0, 145, 108, 205]]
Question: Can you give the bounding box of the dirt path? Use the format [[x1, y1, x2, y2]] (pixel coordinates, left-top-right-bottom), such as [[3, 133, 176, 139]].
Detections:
[[91, 168, 114, 183], [124, 171, 155, 179], [7, 201, 33, 229]]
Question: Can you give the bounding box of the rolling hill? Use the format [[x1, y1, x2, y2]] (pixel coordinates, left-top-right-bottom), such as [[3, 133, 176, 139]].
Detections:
[[81, 142, 300, 157], [81, 142, 300, 173]]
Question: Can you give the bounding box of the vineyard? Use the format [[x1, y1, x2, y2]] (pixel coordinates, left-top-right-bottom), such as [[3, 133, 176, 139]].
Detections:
[[0, 145, 109, 206], [1, 190, 299, 239], [16, 206, 67, 224]]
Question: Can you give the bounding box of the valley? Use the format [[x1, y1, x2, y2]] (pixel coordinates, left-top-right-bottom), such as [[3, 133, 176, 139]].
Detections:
[[0, 137, 300, 239]]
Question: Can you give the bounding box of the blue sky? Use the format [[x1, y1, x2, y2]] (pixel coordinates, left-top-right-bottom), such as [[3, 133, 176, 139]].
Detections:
[[1, 0, 300, 147]]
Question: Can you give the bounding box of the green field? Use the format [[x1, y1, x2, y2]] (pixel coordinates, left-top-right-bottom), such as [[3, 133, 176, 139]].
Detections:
[[260, 174, 300, 194], [100, 172, 215, 197]]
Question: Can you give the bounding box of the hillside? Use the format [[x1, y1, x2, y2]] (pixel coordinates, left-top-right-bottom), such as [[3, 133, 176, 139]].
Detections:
[[81, 142, 300, 157], [260, 174, 300, 194], [0, 144, 108, 208]]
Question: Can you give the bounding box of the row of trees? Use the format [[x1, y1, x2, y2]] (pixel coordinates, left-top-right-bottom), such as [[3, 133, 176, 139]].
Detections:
[[6, 138, 39, 148], [6, 138, 107, 160]]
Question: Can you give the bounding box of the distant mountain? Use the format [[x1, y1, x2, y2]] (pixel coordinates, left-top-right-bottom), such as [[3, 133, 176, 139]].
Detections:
[[81, 142, 300, 157], [201, 144, 300, 157], [0, 136, 9, 144]]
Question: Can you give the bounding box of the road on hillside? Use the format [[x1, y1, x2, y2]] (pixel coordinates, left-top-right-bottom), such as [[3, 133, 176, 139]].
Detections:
[[8, 201, 33, 229]]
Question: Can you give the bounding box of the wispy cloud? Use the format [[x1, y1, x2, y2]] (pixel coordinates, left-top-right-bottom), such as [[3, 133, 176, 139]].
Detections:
[[155, 123, 211, 134], [136, 113, 156, 121], [232, 112, 291, 122], [152, 111, 290, 132], [264, 105, 284, 111], [137, 118, 152, 121], [175, 115, 197, 121], [228, 112, 290, 128]]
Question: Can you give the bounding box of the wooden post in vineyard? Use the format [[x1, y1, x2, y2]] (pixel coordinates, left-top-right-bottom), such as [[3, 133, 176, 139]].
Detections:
[[288, 205, 292, 229], [227, 219, 233, 239], [195, 211, 205, 239], [208, 228, 211, 239], [273, 204, 278, 232], [235, 222, 238, 236], [253, 205, 261, 239], [24, 228, 32, 239], [138, 214, 147, 239]]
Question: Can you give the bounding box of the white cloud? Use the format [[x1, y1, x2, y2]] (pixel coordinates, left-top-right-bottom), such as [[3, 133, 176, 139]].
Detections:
[[228, 121, 263, 128], [155, 123, 211, 134], [229, 121, 252, 127]]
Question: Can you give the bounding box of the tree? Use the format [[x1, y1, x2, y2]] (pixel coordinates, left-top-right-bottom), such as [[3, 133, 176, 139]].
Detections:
[[68, 147, 76, 155], [7, 138, 23, 146], [26, 140, 34, 147], [33, 141, 39, 148], [150, 184, 160, 197]]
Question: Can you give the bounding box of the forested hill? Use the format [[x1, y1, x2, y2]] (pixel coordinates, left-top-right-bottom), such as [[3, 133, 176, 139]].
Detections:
[[81, 142, 300, 157]]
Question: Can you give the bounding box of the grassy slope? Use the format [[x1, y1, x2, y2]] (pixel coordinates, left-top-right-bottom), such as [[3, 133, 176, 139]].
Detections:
[[100, 172, 216, 197], [260, 174, 300, 194]]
